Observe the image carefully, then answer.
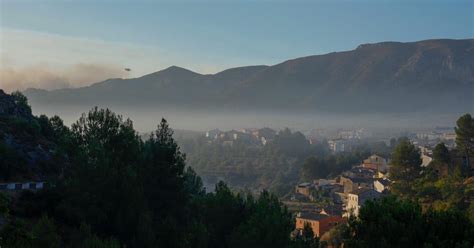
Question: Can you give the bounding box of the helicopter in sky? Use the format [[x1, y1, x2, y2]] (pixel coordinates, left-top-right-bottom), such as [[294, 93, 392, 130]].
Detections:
[[124, 68, 131, 72]]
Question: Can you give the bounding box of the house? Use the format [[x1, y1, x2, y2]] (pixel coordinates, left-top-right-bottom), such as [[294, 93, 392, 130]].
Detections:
[[418, 146, 434, 167], [252, 127, 276, 139], [375, 171, 388, 179], [418, 146, 433, 155], [252, 127, 276, 145], [232, 132, 253, 142], [260, 136, 270, 146], [362, 154, 388, 172], [332, 191, 347, 205], [373, 179, 390, 193], [320, 204, 344, 217], [421, 154, 433, 167], [320, 183, 343, 196], [345, 188, 381, 217], [441, 133, 456, 141], [239, 128, 259, 134], [295, 212, 345, 237], [416, 132, 441, 140], [328, 139, 346, 153], [295, 182, 313, 197], [342, 167, 376, 179], [314, 179, 337, 187], [337, 128, 366, 140], [340, 167, 376, 193], [340, 176, 374, 193], [206, 129, 222, 140], [0, 181, 46, 191]]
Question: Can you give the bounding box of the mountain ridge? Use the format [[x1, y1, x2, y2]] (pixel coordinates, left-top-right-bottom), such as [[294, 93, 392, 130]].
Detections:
[[22, 38, 474, 113]]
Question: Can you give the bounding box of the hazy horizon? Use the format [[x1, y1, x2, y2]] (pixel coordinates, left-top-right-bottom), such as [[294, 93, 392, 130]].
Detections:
[[28, 103, 465, 133], [1, 0, 473, 92]]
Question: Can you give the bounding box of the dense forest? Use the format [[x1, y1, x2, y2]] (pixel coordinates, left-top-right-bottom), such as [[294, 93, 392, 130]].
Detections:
[[1, 90, 473, 247], [0, 91, 317, 247]]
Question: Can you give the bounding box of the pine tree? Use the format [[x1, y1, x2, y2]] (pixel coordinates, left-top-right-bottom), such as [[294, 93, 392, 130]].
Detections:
[[455, 113, 474, 171], [433, 143, 450, 164], [389, 139, 422, 196]]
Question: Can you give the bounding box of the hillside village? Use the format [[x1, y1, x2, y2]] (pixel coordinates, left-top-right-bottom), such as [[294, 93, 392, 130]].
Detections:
[[2, 111, 459, 241], [290, 154, 389, 239], [196, 124, 467, 241], [1, 90, 473, 247], [2, 1, 473, 246]]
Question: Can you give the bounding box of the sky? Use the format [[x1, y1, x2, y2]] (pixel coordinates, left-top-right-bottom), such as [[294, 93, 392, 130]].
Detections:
[[1, 0, 473, 92]]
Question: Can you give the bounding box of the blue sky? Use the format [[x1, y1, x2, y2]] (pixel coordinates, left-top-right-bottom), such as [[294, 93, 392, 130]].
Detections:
[[0, 0, 473, 91]]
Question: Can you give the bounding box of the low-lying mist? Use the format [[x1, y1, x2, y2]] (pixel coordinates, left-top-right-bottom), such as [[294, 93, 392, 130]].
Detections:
[[29, 103, 464, 133]]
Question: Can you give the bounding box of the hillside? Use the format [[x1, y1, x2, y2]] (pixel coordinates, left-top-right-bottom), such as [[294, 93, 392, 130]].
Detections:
[[0, 90, 66, 181], [24, 39, 474, 113]]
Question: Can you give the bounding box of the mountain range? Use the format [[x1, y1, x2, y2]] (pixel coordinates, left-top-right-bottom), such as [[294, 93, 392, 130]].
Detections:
[[24, 39, 474, 114]]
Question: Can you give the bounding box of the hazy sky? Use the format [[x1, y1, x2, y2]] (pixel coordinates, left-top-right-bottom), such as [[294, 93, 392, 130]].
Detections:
[[1, 0, 473, 92]]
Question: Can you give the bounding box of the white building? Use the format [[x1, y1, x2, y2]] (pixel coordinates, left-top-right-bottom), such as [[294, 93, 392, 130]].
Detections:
[[0, 181, 45, 191], [421, 154, 433, 167], [373, 179, 390, 193], [362, 154, 388, 172], [345, 188, 381, 217], [328, 139, 345, 153], [206, 129, 222, 140]]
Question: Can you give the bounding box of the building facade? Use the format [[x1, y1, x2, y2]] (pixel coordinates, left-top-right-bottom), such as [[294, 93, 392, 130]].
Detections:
[[295, 212, 344, 237]]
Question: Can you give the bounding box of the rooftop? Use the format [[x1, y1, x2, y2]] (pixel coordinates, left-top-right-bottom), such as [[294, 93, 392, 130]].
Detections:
[[297, 212, 330, 221], [298, 182, 312, 187], [376, 179, 391, 186], [349, 187, 374, 196]]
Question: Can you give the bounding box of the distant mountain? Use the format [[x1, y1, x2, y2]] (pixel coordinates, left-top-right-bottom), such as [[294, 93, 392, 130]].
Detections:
[[24, 39, 474, 113]]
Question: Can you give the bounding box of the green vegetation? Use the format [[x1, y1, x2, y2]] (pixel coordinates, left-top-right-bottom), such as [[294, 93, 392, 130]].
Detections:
[[319, 114, 474, 247], [11, 91, 32, 115], [292, 223, 319, 248], [342, 196, 474, 248], [181, 129, 390, 196], [389, 138, 422, 197], [181, 128, 320, 196], [301, 154, 360, 181], [0, 92, 472, 247], [0, 105, 317, 248], [385, 115, 474, 216], [455, 113, 474, 170]]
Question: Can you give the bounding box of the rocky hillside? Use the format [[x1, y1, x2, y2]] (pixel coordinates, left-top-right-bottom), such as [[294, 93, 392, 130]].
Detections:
[[0, 90, 66, 181]]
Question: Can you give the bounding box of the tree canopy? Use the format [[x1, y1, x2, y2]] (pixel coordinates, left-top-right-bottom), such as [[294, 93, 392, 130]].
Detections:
[[0, 106, 316, 248], [343, 196, 474, 248], [455, 113, 474, 171], [389, 138, 422, 196]]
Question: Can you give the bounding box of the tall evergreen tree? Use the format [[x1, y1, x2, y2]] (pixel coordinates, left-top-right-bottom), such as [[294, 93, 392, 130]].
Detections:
[[31, 215, 61, 248], [433, 143, 450, 164], [292, 223, 319, 248], [141, 118, 188, 247], [455, 113, 474, 171], [389, 139, 422, 197], [344, 196, 474, 248]]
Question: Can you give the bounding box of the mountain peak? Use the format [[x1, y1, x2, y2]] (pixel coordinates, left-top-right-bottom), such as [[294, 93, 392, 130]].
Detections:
[[23, 38, 474, 113], [142, 65, 203, 79], [162, 65, 201, 75]]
